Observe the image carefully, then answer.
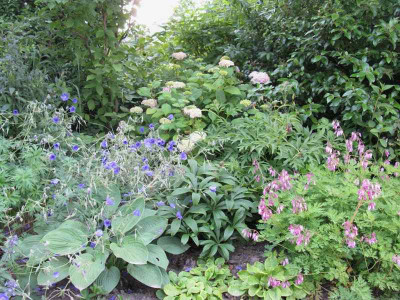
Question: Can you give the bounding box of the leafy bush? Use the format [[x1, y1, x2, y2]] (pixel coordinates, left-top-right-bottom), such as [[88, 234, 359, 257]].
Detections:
[[156, 258, 232, 300], [156, 159, 255, 260], [256, 123, 400, 297], [167, 0, 400, 154]]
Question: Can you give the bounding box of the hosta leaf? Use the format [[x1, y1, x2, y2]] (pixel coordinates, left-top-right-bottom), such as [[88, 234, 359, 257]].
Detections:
[[127, 264, 163, 288], [69, 253, 106, 291], [37, 258, 70, 286], [112, 198, 145, 235], [147, 244, 169, 270], [136, 216, 168, 245], [110, 236, 148, 264], [157, 236, 190, 255], [42, 228, 87, 255], [94, 266, 120, 295]]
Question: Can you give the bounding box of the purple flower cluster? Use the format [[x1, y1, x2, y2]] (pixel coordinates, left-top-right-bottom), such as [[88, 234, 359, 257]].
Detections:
[[361, 232, 377, 245], [288, 224, 311, 246], [291, 196, 307, 214], [343, 220, 358, 248], [242, 228, 259, 241]]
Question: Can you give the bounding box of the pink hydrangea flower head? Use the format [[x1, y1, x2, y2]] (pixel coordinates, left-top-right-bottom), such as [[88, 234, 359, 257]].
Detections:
[[249, 71, 271, 84]]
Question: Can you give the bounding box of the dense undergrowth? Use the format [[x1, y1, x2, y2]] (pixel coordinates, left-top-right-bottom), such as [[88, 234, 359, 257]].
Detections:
[[0, 0, 399, 299]]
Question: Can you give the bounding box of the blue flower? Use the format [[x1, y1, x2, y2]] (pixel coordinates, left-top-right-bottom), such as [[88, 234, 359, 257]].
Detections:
[[139, 127, 145, 133], [69, 106, 76, 113], [72, 145, 79, 151], [95, 229, 103, 237], [105, 196, 114, 206], [113, 167, 120, 175], [142, 157, 148, 163], [142, 164, 150, 171], [167, 141, 176, 152], [52, 116, 60, 124], [168, 114, 174, 120], [156, 201, 165, 207], [89, 242, 96, 248], [72, 98, 78, 103], [49, 153, 56, 161], [78, 183, 85, 189], [50, 179, 59, 185], [170, 203, 176, 208], [149, 123, 155, 130], [145, 171, 154, 177], [13, 109, 19, 116], [110, 161, 117, 168], [185, 267, 192, 272], [53, 272, 60, 278], [104, 219, 111, 227], [101, 140, 108, 148], [60, 93, 69, 101], [123, 139, 128, 145], [54, 143, 60, 150], [176, 211, 183, 220], [157, 138, 165, 147], [0, 292, 9, 300], [209, 186, 217, 192], [133, 209, 141, 216], [169, 170, 175, 176], [180, 152, 188, 160]]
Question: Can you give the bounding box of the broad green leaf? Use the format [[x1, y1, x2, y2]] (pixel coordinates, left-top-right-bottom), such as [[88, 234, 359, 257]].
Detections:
[[112, 198, 145, 235], [216, 89, 226, 102], [42, 228, 87, 255], [110, 236, 148, 264], [136, 216, 168, 245], [37, 258, 70, 286], [161, 103, 172, 115], [171, 187, 191, 196], [224, 86, 241, 95], [157, 237, 190, 255], [69, 253, 106, 291], [163, 284, 180, 296], [147, 244, 169, 270], [96, 85, 104, 96], [138, 87, 151, 97], [170, 219, 181, 236], [127, 263, 163, 288], [94, 266, 120, 295]]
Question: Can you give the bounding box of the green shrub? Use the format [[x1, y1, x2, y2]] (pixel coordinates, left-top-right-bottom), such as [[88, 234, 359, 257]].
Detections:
[[166, 0, 400, 154], [156, 159, 255, 260]]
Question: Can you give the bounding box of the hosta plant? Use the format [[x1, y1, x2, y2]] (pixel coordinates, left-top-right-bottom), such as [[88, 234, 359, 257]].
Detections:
[[228, 252, 312, 300], [156, 258, 233, 300]]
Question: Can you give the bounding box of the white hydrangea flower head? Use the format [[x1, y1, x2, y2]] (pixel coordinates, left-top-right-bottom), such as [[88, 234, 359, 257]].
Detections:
[[130, 106, 143, 113], [171, 52, 187, 60], [249, 71, 271, 84], [159, 117, 172, 124], [183, 105, 202, 119], [177, 131, 207, 152], [141, 99, 158, 108], [166, 81, 186, 89], [219, 59, 235, 67]]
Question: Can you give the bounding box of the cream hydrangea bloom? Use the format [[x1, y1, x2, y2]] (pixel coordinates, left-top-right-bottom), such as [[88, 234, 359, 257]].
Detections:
[[219, 59, 235, 67], [171, 52, 187, 60], [159, 117, 172, 124], [177, 131, 207, 152], [141, 99, 158, 108], [130, 106, 143, 113], [183, 105, 202, 119], [166, 81, 186, 89]]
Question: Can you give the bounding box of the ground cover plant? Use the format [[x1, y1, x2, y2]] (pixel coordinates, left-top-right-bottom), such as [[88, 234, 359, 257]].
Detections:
[[1, 0, 400, 299]]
